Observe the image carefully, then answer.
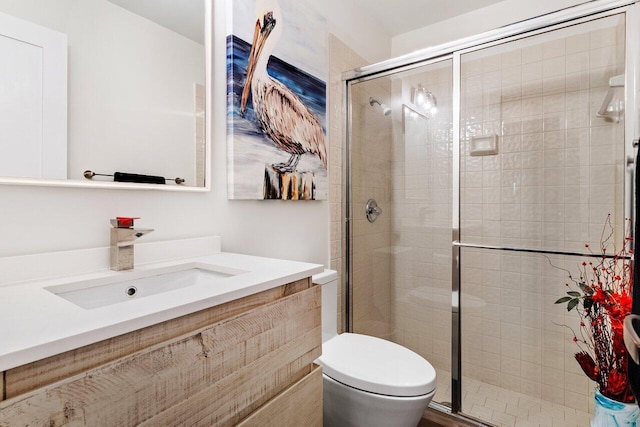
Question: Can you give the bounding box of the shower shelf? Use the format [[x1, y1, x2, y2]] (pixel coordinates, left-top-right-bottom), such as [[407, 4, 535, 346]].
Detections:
[[596, 74, 624, 122]]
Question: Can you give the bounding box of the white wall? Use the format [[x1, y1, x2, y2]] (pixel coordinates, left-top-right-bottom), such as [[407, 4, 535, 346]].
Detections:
[[0, 0, 387, 268], [391, 0, 588, 57], [315, 0, 391, 64]]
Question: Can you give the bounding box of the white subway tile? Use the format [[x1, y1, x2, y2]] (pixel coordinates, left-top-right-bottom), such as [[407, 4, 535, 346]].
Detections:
[[590, 145, 616, 165], [521, 116, 544, 134], [543, 75, 565, 95], [542, 111, 565, 131], [566, 108, 589, 129], [543, 39, 566, 59], [522, 80, 543, 98], [483, 155, 501, 171], [590, 66, 617, 88], [566, 33, 590, 54], [502, 289, 522, 308], [484, 70, 502, 89], [484, 202, 501, 220], [521, 221, 543, 239], [502, 153, 522, 170], [543, 93, 566, 113], [483, 55, 502, 72], [521, 187, 543, 204], [565, 70, 591, 92], [563, 149, 583, 168], [543, 57, 566, 78], [483, 220, 502, 237], [520, 326, 542, 346], [589, 165, 616, 184], [522, 44, 543, 63], [565, 51, 589, 74], [522, 133, 543, 151], [503, 100, 523, 118], [566, 128, 589, 148], [590, 46, 616, 69], [503, 66, 523, 87], [521, 97, 543, 116], [589, 86, 609, 108], [502, 135, 522, 152], [590, 125, 616, 146], [484, 88, 502, 106], [502, 221, 522, 238], [463, 59, 484, 76], [501, 171, 523, 187], [503, 117, 523, 135], [590, 26, 617, 49], [502, 204, 521, 221], [502, 49, 523, 67], [466, 74, 483, 92], [543, 149, 565, 168], [501, 356, 521, 377], [522, 61, 542, 82]]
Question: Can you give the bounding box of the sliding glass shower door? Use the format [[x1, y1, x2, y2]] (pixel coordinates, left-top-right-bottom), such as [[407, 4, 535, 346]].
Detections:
[[345, 2, 636, 425], [348, 59, 454, 408], [457, 12, 628, 424]]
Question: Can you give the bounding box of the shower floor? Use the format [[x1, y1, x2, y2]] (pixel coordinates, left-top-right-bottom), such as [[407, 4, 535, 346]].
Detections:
[[433, 369, 592, 426]]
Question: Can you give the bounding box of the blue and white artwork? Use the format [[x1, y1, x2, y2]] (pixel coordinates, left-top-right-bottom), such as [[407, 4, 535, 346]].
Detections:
[[227, 0, 327, 200]]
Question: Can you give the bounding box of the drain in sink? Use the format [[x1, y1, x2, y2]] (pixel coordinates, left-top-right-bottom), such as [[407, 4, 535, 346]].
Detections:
[[126, 286, 137, 297]]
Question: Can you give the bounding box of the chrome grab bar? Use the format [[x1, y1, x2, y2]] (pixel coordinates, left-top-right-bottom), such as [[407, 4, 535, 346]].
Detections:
[[452, 241, 631, 260]]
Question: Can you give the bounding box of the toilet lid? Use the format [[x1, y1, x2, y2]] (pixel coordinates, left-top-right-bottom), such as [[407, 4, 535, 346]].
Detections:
[[317, 333, 436, 397]]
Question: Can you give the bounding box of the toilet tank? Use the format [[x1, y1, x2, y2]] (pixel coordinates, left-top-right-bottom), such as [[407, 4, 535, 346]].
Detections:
[[312, 269, 338, 343]]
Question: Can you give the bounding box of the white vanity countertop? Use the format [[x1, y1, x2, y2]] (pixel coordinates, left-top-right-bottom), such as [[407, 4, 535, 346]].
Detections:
[[0, 251, 323, 371]]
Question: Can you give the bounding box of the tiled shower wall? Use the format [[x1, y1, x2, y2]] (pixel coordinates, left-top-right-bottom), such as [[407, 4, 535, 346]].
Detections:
[[460, 16, 626, 251], [389, 63, 454, 373], [459, 14, 626, 413], [328, 35, 369, 333], [348, 79, 394, 338]]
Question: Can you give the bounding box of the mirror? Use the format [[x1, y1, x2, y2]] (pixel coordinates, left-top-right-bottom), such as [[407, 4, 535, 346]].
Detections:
[[0, 0, 209, 190]]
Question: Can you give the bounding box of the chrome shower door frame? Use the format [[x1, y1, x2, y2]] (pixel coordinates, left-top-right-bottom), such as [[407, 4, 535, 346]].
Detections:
[[343, 0, 639, 421]]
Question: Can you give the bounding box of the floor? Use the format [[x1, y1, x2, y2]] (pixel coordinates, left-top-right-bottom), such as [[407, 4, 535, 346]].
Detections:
[[429, 369, 592, 427], [420, 407, 484, 427]]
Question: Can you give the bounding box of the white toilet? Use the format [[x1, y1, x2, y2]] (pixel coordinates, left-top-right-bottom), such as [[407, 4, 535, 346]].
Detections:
[[314, 270, 437, 427]]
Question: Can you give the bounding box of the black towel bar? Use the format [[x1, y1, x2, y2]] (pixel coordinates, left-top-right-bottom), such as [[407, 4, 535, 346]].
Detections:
[[83, 170, 185, 185]]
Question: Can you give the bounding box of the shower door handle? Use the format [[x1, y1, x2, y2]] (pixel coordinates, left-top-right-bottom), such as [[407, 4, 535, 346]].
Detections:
[[365, 199, 382, 223]]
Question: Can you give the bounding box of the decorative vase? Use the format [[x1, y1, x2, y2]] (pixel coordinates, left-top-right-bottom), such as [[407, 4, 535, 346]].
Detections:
[[592, 390, 640, 427]]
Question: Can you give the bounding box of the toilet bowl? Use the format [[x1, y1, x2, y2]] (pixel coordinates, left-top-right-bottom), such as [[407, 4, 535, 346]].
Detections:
[[313, 270, 436, 427]]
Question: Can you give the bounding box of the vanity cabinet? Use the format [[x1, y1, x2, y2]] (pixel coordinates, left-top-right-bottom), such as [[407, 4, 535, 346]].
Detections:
[[0, 278, 322, 426]]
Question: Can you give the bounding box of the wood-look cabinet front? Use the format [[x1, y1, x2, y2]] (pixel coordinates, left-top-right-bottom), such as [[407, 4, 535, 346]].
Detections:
[[0, 278, 322, 427]]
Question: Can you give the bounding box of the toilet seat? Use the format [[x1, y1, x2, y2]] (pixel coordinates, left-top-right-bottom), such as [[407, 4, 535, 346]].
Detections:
[[317, 333, 436, 397]]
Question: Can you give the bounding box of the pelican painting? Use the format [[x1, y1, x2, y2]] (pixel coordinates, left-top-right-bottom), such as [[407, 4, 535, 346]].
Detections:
[[227, 0, 327, 200]]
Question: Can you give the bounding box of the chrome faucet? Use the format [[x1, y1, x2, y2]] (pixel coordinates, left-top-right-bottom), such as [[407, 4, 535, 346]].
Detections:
[[110, 217, 154, 271]]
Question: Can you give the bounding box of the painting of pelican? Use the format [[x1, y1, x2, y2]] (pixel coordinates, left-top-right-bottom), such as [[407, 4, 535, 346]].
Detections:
[[227, 0, 327, 200]]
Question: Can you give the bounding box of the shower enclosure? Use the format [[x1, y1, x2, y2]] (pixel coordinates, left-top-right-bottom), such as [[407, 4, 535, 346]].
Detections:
[[343, 1, 638, 424]]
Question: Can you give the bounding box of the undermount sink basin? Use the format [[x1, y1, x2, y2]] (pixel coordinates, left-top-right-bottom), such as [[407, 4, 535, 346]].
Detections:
[[45, 263, 247, 309]]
